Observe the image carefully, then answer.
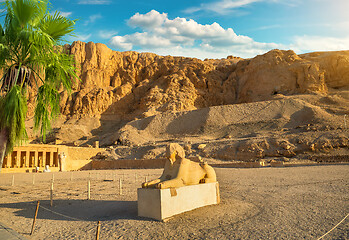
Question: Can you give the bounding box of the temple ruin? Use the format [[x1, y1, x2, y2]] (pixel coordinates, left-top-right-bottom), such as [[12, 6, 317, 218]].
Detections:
[[1, 144, 102, 173], [2, 145, 59, 169]]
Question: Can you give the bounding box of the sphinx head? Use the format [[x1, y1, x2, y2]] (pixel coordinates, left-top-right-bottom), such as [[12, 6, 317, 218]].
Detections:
[[166, 143, 185, 164]]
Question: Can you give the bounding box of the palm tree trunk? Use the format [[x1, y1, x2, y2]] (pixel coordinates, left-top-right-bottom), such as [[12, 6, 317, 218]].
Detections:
[[0, 128, 8, 173]]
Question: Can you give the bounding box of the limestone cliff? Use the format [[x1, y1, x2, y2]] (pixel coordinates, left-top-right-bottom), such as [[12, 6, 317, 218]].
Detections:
[[54, 41, 348, 119], [23, 42, 349, 161]]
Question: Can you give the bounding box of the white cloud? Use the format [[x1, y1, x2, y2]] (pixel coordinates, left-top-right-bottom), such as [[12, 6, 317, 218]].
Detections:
[[109, 32, 172, 50], [132, 32, 172, 48], [84, 14, 102, 26], [128, 10, 168, 29], [78, 0, 111, 4], [108, 10, 281, 58], [109, 36, 133, 51], [291, 35, 349, 53]]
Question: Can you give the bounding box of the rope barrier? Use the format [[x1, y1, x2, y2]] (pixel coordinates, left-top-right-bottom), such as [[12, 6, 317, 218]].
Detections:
[[317, 213, 349, 240], [25, 173, 142, 222], [39, 204, 83, 221]]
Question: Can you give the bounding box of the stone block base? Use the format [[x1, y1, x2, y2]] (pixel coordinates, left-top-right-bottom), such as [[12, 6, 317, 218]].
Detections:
[[137, 182, 220, 221]]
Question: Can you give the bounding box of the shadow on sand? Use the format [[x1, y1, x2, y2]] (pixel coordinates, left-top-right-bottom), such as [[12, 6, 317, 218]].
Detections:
[[0, 199, 139, 222]]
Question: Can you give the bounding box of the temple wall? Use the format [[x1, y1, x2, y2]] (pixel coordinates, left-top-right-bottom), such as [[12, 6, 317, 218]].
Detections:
[[64, 146, 102, 171]]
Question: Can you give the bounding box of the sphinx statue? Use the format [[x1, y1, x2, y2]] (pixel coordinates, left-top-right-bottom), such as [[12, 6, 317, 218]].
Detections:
[[142, 143, 217, 189]]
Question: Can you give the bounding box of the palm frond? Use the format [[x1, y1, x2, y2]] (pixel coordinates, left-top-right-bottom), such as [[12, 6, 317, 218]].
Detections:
[[10, 0, 47, 29], [0, 43, 10, 67], [0, 24, 4, 38], [39, 11, 76, 42], [33, 50, 78, 142], [45, 51, 78, 91], [0, 85, 27, 154], [24, 28, 54, 63], [34, 82, 59, 142]]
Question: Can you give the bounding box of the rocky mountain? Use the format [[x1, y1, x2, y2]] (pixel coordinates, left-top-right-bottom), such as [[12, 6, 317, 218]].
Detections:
[[35, 41, 347, 119], [25, 42, 349, 162]]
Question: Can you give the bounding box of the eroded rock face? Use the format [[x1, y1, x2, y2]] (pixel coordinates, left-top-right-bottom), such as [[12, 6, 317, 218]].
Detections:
[[54, 41, 349, 119], [233, 49, 328, 103], [60, 41, 240, 118], [300, 51, 349, 89]]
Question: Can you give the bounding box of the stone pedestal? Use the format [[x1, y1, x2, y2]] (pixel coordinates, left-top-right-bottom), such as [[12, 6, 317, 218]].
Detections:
[[138, 182, 220, 221]]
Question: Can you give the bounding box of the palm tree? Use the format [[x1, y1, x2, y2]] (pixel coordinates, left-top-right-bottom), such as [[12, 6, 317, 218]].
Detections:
[[0, 0, 78, 172]]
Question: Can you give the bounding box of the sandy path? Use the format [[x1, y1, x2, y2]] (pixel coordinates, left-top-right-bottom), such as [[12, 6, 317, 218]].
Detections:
[[0, 166, 348, 239]]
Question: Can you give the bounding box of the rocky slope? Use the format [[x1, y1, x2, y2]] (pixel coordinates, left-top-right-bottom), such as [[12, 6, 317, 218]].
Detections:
[[106, 93, 349, 162], [25, 42, 349, 162]]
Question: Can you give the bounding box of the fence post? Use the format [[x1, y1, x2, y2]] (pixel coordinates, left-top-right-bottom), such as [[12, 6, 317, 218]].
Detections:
[[96, 221, 101, 240], [87, 180, 91, 200], [30, 201, 40, 235], [119, 178, 122, 195], [50, 181, 54, 207]]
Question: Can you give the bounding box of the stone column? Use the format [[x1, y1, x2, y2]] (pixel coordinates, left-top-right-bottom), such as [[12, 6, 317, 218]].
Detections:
[[38, 156, 42, 167], [30, 156, 35, 167], [20, 151, 24, 167], [42, 151, 46, 167], [49, 152, 54, 166], [15, 151, 20, 168], [25, 151, 30, 167], [34, 151, 38, 167]]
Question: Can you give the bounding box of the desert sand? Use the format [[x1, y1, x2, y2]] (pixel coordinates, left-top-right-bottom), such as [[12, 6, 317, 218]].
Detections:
[[0, 165, 348, 239]]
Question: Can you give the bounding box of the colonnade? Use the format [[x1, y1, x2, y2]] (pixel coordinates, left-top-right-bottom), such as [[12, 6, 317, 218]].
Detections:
[[2, 146, 59, 169]]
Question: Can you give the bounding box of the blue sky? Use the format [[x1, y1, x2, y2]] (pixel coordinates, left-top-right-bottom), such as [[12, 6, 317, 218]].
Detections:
[[52, 0, 349, 59]]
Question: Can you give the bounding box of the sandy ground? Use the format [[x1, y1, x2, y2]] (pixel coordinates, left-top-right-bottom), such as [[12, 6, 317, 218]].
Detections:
[[0, 166, 348, 240]]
